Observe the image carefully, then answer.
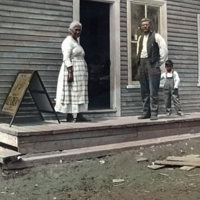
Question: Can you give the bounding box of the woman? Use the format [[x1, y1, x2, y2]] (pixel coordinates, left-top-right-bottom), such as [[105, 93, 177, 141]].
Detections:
[[55, 21, 90, 122]]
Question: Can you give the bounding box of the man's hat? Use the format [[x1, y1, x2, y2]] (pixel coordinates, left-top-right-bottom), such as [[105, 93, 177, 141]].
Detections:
[[165, 60, 173, 68]]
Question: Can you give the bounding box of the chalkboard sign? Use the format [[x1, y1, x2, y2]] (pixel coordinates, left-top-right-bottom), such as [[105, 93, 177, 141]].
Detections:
[[2, 70, 60, 127]]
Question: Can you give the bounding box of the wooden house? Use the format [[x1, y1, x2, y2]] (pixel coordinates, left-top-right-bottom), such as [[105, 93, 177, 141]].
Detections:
[[0, 0, 200, 123]]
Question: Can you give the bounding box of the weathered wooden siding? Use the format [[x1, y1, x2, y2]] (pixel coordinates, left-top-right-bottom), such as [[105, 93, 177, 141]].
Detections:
[[121, 0, 200, 117], [120, 0, 133, 117], [167, 0, 200, 113], [0, 0, 72, 122], [120, 0, 127, 87]]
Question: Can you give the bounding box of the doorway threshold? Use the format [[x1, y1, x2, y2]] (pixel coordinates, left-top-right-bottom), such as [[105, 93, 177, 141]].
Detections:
[[83, 109, 117, 118], [85, 109, 116, 113]]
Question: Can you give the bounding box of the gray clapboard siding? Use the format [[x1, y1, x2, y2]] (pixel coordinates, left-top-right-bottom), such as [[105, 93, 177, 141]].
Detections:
[[0, 46, 61, 54], [121, 51, 128, 57], [168, 37, 197, 44], [179, 87, 199, 91], [0, 53, 62, 60], [0, 58, 60, 65], [121, 47, 127, 52], [167, 6, 199, 14], [168, 15, 197, 22], [181, 79, 198, 83], [0, 5, 71, 16], [0, 10, 70, 22], [169, 0, 200, 5], [180, 82, 198, 87], [182, 99, 200, 103], [121, 27, 127, 33], [0, 35, 63, 44], [169, 51, 197, 56], [0, 0, 73, 122], [167, 0, 200, 113], [1, 23, 67, 34], [167, 1, 200, 10], [168, 55, 197, 60], [0, 29, 65, 38], [0, 64, 59, 70], [0, 40, 61, 48], [181, 91, 200, 96], [168, 33, 197, 39], [168, 23, 197, 31], [121, 71, 128, 76], [167, 10, 197, 18], [0, 0, 72, 11], [168, 45, 197, 51], [17, 0, 71, 6], [168, 60, 198, 65], [167, 19, 197, 26], [168, 28, 197, 36], [120, 0, 128, 87], [0, 16, 69, 27]]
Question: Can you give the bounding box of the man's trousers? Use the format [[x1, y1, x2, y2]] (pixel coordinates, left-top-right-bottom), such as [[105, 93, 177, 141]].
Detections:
[[139, 58, 161, 117]]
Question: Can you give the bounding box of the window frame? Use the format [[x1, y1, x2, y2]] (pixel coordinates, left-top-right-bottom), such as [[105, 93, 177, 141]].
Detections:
[[127, 0, 167, 88]]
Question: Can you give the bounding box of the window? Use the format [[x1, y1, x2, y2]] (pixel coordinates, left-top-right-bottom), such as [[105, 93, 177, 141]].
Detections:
[[127, 0, 167, 86]]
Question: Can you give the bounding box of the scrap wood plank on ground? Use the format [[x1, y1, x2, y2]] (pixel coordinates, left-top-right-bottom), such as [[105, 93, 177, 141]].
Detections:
[[180, 166, 196, 171], [0, 148, 21, 164], [166, 155, 200, 162], [154, 154, 200, 167], [147, 164, 165, 170], [154, 160, 200, 167]]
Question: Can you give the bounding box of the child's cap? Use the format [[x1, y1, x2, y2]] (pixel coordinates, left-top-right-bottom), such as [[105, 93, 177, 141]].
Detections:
[[165, 60, 173, 68]]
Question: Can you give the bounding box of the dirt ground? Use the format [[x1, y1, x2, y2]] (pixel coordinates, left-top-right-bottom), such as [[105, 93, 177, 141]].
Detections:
[[1, 137, 200, 200]]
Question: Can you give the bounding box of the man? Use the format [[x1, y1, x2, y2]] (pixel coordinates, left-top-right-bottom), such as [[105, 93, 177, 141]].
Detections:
[[137, 18, 168, 120]]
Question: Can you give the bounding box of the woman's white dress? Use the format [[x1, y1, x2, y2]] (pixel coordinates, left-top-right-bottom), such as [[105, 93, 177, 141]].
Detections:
[[55, 36, 88, 113]]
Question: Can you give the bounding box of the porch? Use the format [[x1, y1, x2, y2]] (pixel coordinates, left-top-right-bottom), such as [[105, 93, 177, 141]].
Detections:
[[0, 112, 200, 155]]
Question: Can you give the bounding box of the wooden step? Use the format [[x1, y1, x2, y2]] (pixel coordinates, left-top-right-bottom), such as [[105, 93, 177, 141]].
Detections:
[[0, 147, 21, 164]]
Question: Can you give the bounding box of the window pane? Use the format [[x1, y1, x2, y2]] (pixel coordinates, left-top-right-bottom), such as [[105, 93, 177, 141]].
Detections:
[[131, 4, 144, 81], [147, 6, 159, 33], [131, 4, 145, 41], [131, 43, 139, 81]]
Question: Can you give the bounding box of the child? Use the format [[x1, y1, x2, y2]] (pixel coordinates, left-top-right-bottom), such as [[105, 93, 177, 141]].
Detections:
[[161, 60, 184, 116]]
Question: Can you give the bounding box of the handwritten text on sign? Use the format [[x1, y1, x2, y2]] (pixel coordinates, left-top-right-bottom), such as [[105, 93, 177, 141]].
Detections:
[[2, 73, 32, 115]]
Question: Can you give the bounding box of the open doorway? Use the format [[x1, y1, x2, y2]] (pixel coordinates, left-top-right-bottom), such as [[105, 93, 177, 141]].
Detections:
[[80, 1, 110, 110]]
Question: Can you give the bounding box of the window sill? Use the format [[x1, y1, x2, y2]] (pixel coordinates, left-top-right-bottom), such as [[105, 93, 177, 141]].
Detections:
[[126, 82, 164, 89], [126, 81, 140, 89]]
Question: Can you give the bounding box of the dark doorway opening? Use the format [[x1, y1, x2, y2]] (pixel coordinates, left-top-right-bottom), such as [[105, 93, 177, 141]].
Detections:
[[80, 1, 110, 110]]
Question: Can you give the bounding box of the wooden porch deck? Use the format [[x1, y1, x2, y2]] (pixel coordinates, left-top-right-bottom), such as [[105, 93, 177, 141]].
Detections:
[[1, 112, 200, 155]]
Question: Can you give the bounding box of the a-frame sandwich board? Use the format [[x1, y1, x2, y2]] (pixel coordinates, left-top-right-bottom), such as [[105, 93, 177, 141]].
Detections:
[[2, 70, 60, 127]]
